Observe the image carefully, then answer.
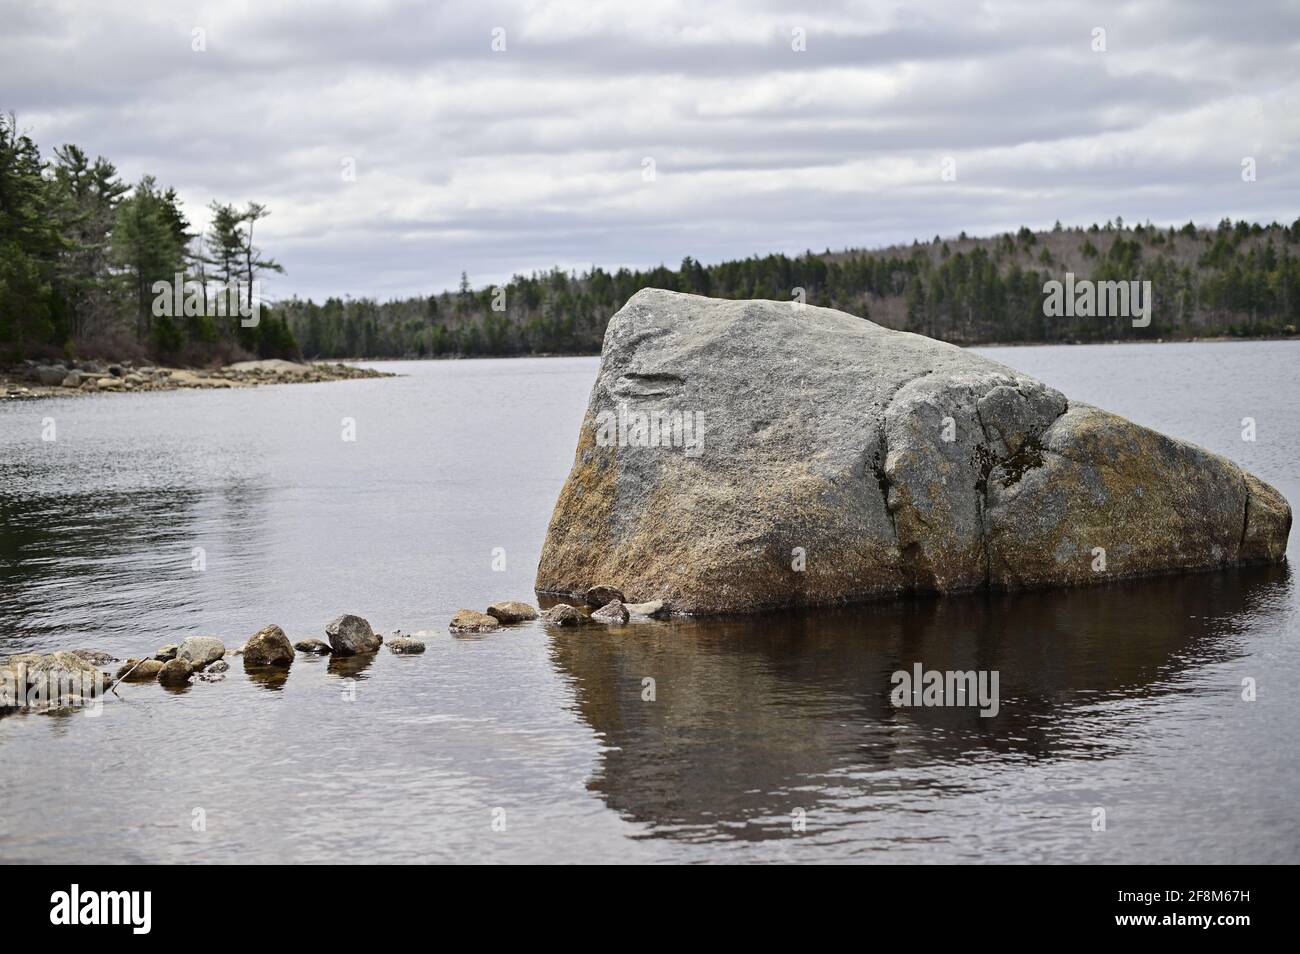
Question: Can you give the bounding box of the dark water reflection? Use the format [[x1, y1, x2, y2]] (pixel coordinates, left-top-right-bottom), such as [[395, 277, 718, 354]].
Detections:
[[550, 565, 1292, 845]]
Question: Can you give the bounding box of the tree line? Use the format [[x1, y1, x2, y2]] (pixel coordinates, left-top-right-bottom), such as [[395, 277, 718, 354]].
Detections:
[[5, 113, 1299, 365], [280, 216, 1300, 359], [1, 114, 295, 365]]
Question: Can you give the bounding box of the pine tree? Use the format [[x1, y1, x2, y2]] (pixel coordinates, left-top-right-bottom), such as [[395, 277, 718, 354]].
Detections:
[[240, 201, 283, 310], [111, 176, 189, 343], [0, 113, 66, 357]]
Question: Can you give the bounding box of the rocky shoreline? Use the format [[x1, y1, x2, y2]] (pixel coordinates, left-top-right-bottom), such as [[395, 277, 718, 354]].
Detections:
[[2, 357, 390, 399], [1, 594, 670, 714]]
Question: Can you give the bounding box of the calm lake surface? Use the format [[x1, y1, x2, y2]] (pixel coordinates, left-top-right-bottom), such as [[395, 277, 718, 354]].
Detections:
[[2, 341, 1297, 864]]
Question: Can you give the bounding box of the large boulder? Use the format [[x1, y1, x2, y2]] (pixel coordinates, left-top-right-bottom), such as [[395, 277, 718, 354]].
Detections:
[[536, 290, 1292, 614], [325, 614, 381, 655], [243, 625, 295, 667]]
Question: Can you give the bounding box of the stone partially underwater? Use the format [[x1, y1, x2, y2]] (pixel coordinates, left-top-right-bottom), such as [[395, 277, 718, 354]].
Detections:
[[535, 289, 1292, 615]]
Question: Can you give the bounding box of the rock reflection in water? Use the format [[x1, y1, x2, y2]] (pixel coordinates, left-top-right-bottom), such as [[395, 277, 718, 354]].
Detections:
[[326, 653, 376, 679], [548, 564, 1291, 841]]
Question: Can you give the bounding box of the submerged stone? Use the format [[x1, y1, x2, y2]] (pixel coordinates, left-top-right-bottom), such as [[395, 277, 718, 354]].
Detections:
[[624, 600, 669, 618], [387, 637, 426, 654], [449, 610, 499, 633], [485, 601, 539, 623], [590, 600, 630, 623], [540, 604, 587, 626]]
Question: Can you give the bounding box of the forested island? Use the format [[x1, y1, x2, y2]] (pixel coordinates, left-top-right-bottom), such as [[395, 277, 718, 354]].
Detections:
[[4, 115, 1298, 367]]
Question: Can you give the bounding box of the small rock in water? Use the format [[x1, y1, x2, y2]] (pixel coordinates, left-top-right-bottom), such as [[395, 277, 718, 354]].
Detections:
[[540, 604, 587, 626], [624, 600, 670, 619], [486, 600, 539, 623], [157, 658, 194, 686], [294, 638, 332, 655], [449, 609, 499, 633], [116, 658, 164, 681], [243, 625, 295, 667], [584, 585, 625, 608], [155, 643, 179, 661], [175, 635, 225, 670], [71, 649, 118, 666], [387, 637, 426, 654], [206, 659, 229, 673], [325, 614, 382, 655], [591, 600, 630, 624]]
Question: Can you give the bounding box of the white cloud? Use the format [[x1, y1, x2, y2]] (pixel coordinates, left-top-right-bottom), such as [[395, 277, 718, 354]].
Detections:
[[1, 0, 1296, 300]]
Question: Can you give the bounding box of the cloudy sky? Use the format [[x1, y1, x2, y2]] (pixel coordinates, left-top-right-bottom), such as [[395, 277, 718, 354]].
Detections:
[[3, 0, 1297, 302]]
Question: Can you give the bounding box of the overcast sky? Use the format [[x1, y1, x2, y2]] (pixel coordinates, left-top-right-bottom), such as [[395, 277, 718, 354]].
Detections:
[[2, 0, 1297, 302]]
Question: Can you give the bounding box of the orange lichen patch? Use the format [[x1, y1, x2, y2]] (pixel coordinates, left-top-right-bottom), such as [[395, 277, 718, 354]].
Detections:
[[1241, 472, 1292, 563], [987, 406, 1253, 589], [538, 445, 906, 613]]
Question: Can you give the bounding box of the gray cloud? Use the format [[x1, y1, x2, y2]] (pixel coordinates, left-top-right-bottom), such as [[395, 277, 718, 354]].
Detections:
[[2, 0, 1296, 302]]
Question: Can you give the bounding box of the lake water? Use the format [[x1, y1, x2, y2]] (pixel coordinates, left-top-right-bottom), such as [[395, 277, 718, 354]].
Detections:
[[1, 342, 1296, 863]]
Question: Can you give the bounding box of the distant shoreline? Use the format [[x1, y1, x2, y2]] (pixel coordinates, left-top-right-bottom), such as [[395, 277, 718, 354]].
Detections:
[[970, 334, 1300, 348], [8, 335, 1297, 400], [336, 333, 1300, 363], [1, 360, 388, 401]]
